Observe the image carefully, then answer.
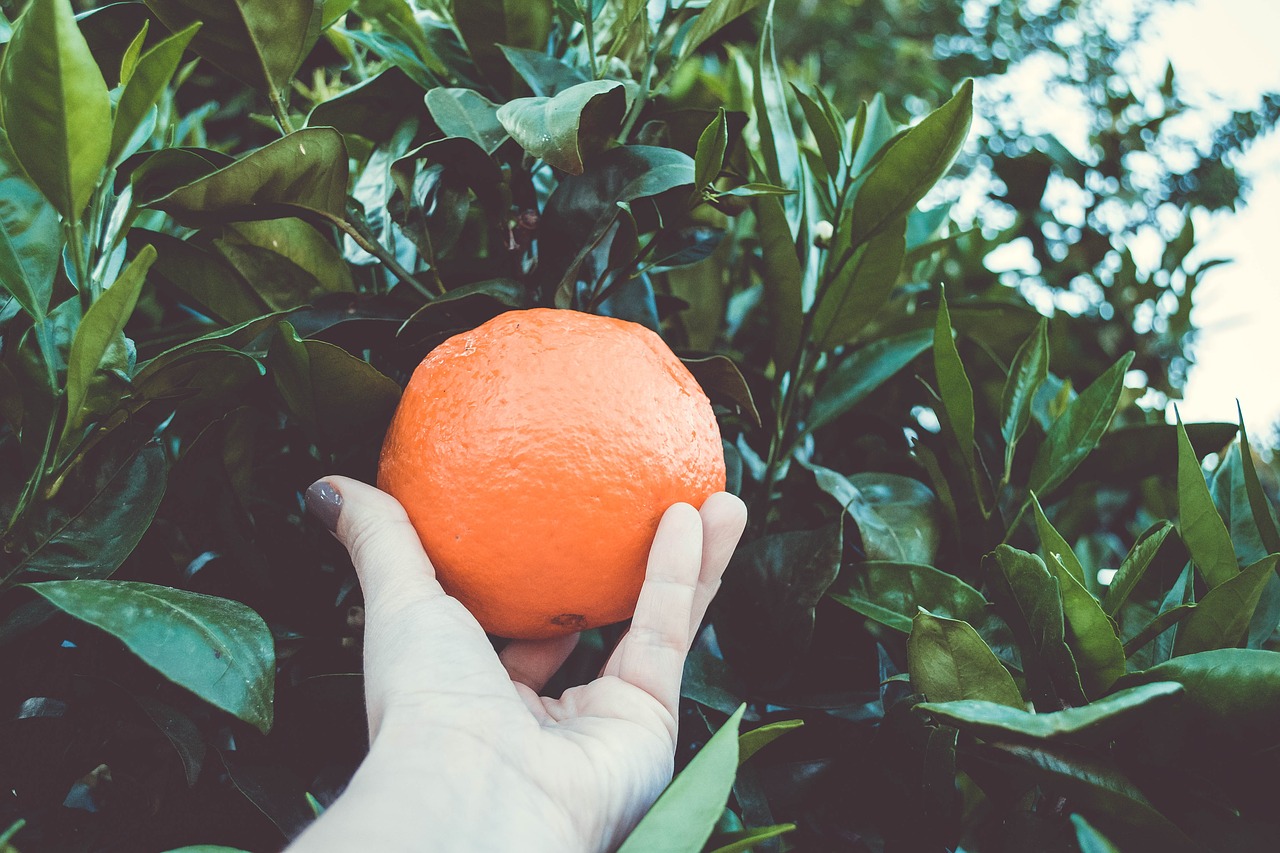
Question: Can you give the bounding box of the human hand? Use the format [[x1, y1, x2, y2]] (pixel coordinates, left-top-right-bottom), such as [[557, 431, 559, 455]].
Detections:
[[288, 476, 747, 853]]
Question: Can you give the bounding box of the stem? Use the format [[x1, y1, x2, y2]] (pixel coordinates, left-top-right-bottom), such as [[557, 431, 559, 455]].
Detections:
[[330, 216, 442, 298], [582, 7, 599, 79], [66, 219, 92, 316], [269, 88, 296, 135]]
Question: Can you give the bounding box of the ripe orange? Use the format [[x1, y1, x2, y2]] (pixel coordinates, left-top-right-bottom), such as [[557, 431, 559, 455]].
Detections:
[[377, 308, 726, 639]]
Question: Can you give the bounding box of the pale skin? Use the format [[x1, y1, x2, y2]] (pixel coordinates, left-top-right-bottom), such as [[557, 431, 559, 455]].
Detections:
[[288, 476, 748, 853]]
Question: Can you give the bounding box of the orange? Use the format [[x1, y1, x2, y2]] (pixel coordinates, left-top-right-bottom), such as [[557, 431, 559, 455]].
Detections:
[[377, 308, 726, 639]]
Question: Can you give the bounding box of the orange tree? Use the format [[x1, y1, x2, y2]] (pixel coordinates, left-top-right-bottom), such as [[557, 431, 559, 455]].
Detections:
[[0, 0, 1278, 850]]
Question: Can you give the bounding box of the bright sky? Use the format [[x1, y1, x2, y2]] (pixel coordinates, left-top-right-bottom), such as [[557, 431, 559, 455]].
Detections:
[[1143, 0, 1280, 443]]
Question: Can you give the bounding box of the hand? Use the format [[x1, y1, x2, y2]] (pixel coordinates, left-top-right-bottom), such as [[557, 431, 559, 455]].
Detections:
[[288, 476, 747, 853]]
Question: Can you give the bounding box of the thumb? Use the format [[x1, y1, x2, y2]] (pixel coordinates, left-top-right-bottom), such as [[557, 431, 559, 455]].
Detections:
[[306, 475, 444, 611]]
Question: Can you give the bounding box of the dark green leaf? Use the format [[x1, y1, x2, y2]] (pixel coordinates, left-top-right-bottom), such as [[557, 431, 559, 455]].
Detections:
[[680, 354, 760, 428], [141, 127, 349, 224], [497, 45, 588, 97], [714, 523, 843, 692], [812, 216, 906, 350], [1030, 492, 1086, 587], [715, 182, 795, 198], [136, 696, 206, 787], [0, 0, 111, 221], [496, 80, 625, 175], [808, 329, 932, 434], [139, 229, 268, 324], [61, 246, 157, 445], [213, 218, 354, 300], [694, 107, 729, 193], [706, 824, 797, 853], [0, 128, 62, 320], [808, 465, 938, 564], [269, 322, 400, 447], [1238, 404, 1280, 553], [305, 67, 429, 143], [1176, 412, 1237, 588], [1072, 814, 1121, 853], [352, 0, 444, 75], [109, 22, 201, 165], [454, 0, 552, 96], [617, 705, 746, 853], [1045, 551, 1125, 699], [850, 80, 972, 244], [26, 580, 274, 732], [8, 441, 166, 581], [908, 610, 1022, 707], [753, 193, 803, 368], [1029, 352, 1133, 497], [752, 1, 802, 230], [1000, 317, 1048, 481], [1103, 521, 1175, 616], [738, 719, 802, 765], [1072, 421, 1237, 486], [932, 286, 977, 487], [986, 545, 1086, 708], [828, 560, 989, 634], [425, 87, 508, 154], [918, 682, 1180, 743], [682, 628, 749, 716], [1173, 554, 1277, 656], [1117, 648, 1280, 747], [793, 84, 843, 182], [1122, 602, 1194, 659], [143, 0, 323, 94], [679, 0, 764, 62]]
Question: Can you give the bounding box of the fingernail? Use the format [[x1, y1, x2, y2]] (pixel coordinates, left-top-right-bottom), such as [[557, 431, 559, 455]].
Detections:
[[305, 480, 343, 532]]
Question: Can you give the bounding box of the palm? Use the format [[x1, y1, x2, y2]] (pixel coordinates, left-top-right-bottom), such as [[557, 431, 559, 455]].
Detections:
[[319, 477, 747, 852]]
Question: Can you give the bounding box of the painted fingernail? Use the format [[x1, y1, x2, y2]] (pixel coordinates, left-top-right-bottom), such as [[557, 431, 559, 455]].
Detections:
[[305, 480, 343, 532]]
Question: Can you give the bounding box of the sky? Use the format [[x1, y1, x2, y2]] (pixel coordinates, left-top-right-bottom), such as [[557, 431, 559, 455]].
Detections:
[[965, 0, 1280, 443], [1141, 0, 1280, 442]]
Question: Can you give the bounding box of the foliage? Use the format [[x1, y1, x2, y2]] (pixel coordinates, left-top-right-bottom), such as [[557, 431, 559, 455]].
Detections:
[[0, 0, 1277, 850]]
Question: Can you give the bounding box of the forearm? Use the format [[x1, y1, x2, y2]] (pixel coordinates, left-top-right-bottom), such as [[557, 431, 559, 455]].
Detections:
[[286, 724, 580, 853]]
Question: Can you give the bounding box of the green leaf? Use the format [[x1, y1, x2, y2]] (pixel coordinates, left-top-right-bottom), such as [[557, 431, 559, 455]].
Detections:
[[140, 127, 349, 224], [1176, 412, 1238, 588], [918, 682, 1181, 743], [352, 0, 445, 75], [679, 0, 764, 63], [1172, 554, 1277, 656], [1045, 551, 1125, 699], [214, 218, 355, 301], [26, 580, 275, 733], [118, 20, 148, 86], [738, 719, 802, 765], [9, 441, 167, 581], [425, 87, 508, 154], [812, 216, 906, 350], [498, 45, 589, 98], [136, 696, 205, 787], [1122, 602, 1194, 659], [753, 193, 803, 368], [161, 848, 252, 853], [496, 80, 626, 175], [828, 560, 989, 634], [1072, 814, 1122, 853], [808, 329, 932, 434], [269, 322, 400, 447], [850, 80, 972, 244], [109, 22, 202, 165], [617, 705, 746, 853], [694, 107, 729, 194], [1000, 317, 1049, 481], [1117, 648, 1280, 747], [1073, 421, 1237, 486], [1030, 492, 1085, 587], [706, 824, 796, 853], [933, 286, 977, 488], [714, 523, 843, 692], [143, 0, 323, 94], [454, 0, 552, 96], [1029, 351, 1134, 497], [792, 84, 844, 182], [680, 354, 761, 428], [0, 128, 62, 320], [305, 66, 428, 143], [752, 1, 802, 230], [0, 0, 112, 222], [908, 611, 1023, 707], [61, 246, 157, 446], [986, 545, 1086, 708], [808, 465, 939, 564], [1238, 404, 1280, 554], [1103, 521, 1175, 616]]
